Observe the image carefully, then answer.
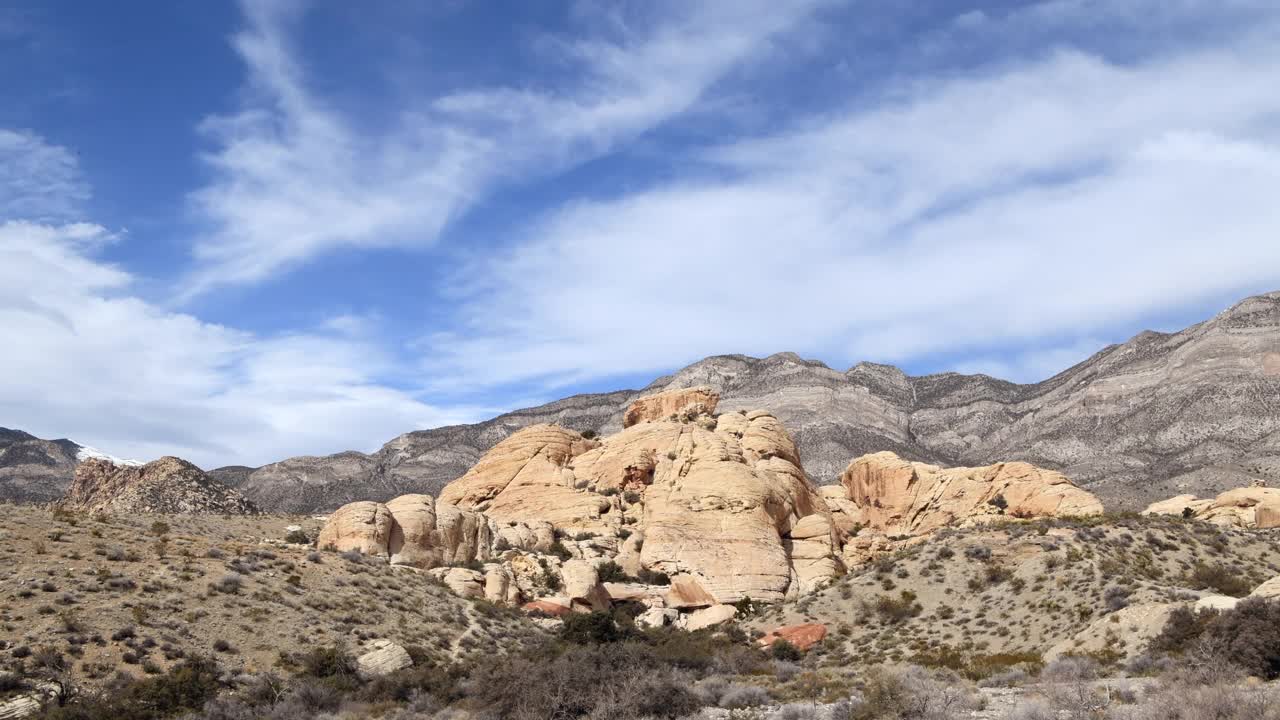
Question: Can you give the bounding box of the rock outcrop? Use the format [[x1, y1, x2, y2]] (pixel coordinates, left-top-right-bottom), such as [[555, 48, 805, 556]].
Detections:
[[439, 390, 845, 604], [1141, 486, 1280, 528], [758, 623, 828, 652], [623, 387, 719, 427], [205, 290, 1280, 514], [0, 428, 81, 504], [316, 389, 849, 628], [354, 640, 413, 680], [841, 451, 1102, 536], [58, 457, 258, 515], [1045, 603, 1178, 663], [317, 493, 540, 567]]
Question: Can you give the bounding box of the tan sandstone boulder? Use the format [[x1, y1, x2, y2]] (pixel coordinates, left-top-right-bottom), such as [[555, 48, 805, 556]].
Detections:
[[355, 640, 413, 679], [427, 567, 486, 599], [623, 387, 719, 428], [1143, 487, 1280, 529], [677, 604, 737, 631], [317, 501, 396, 556], [1046, 603, 1177, 663], [1250, 576, 1280, 599], [318, 494, 500, 569], [561, 558, 610, 612], [841, 451, 1103, 538]]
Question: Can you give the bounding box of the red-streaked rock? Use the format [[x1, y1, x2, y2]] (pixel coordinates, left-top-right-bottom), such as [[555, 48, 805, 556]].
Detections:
[[758, 623, 828, 652]]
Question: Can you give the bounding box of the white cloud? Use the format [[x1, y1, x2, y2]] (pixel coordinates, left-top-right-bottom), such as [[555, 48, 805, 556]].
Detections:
[[424, 25, 1280, 390], [0, 215, 482, 468], [184, 0, 826, 295], [0, 130, 88, 221]]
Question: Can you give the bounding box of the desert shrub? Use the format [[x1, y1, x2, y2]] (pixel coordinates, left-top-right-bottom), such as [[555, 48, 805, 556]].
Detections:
[[870, 591, 921, 623], [361, 662, 465, 706], [1186, 563, 1252, 597], [636, 568, 670, 585], [1104, 585, 1132, 612], [0, 671, 25, 692], [642, 625, 749, 672], [912, 646, 1042, 682], [210, 573, 243, 595], [851, 665, 981, 720], [693, 677, 772, 709], [770, 639, 802, 662], [283, 529, 310, 545], [547, 540, 573, 561], [292, 644, 357, 684], [1153, 599, 1280, 679], [1200, 598, 1280, 679], [149, 521, 170, 536], [468, 643, 701, 720], [1126, 681, 1280, 720], [1153, 605, 1212, 655], [42, 656, 220, 720], [561, 611, 631, 645], [580, 429, 597, 440], [596, 560, 636, 584], [1005, 698, 1056, 720]]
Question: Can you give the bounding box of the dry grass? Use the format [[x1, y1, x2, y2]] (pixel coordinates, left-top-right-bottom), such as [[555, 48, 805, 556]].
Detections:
[[0, 503, 544, 691]]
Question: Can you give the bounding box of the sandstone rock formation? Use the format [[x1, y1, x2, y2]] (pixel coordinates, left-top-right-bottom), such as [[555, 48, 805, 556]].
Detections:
[[439, 390, 845, 604], [841, 452, 1103, 537], [1045, 603, 1178, 663], [1141, 486, 1280, 528], [354, 640, 413, 680], [317, 493, 534, 568], [758, 623, 828, 652], [199, 290, 1280, 514], [58, 456, 258, 515], [1250, 576, 1280, 599], [623, 387, 718, 427]]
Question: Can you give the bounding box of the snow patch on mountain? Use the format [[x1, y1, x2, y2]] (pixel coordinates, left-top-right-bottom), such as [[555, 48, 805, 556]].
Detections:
[[76, 446, 143, 467]]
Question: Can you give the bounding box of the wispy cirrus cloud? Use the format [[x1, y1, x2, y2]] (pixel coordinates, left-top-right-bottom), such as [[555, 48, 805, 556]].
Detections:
[[422, 17, 1280, 392], [183, 0, 828, 296], [0, 129, 88, 222]]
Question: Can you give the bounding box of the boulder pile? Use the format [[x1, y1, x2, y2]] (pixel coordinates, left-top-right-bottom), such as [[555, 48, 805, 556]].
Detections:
[[318, 387, 1106, 628], [838, 451, 1103, 562], [1142, 486, 1280, 528]]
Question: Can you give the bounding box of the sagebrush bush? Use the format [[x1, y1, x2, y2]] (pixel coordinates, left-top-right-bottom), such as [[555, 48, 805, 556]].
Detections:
[[468, 643, 701, 720]]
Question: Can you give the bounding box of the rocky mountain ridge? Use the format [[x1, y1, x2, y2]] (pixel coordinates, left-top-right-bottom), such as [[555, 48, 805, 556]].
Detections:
[[58, 456, 259, 515], [228, 290, 1280, 512], [4, 290, 1278, 512]]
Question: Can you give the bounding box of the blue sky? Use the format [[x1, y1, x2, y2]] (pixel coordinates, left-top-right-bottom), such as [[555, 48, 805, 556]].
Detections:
[[2, 0, 1280, 468]]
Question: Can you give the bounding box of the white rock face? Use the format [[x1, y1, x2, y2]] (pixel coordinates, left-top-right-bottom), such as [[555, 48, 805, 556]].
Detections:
[[355, 640, 413, 679]]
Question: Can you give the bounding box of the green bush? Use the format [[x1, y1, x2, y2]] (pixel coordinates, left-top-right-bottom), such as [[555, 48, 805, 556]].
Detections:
[[1187, 563, 1253, 597], [561, 611, 632, 645], [41, 656, 220, 720], [771, 639, 802, 662], [597, 560, 637, 583]]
